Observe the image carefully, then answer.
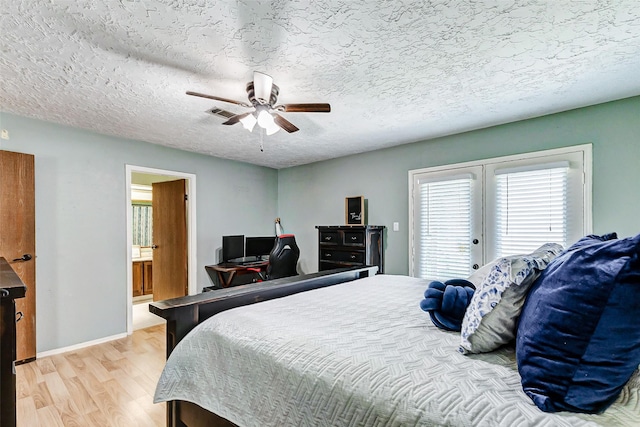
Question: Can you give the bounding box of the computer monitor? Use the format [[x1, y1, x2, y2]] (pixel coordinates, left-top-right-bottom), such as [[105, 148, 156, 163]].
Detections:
[[245, 236, 276, 259], [222, 235, 244, 262]]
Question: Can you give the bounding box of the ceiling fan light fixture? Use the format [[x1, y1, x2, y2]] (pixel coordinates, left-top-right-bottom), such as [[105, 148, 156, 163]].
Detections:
[[256, 109, 280, 135], [257, 109, 274, 128], [265, 122, 280, 135], [239, 113, 257, 132], [253, 72, 273, 104]]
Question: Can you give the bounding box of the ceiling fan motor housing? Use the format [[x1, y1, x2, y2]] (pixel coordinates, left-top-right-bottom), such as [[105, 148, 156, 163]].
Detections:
[[246, 81, 279, 107]]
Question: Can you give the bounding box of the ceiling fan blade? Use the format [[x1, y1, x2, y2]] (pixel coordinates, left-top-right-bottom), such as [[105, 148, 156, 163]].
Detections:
[[186, 91, 252, 108], [253, 72, 273, 104], [222, 112, 252, 126], [273, 113, 299, 133], [278, 103, 331, 113]]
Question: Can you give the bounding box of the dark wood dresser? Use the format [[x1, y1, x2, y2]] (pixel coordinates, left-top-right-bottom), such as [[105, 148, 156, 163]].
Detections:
[[1, 257, 27, 427], [316, 225, 385, 273]]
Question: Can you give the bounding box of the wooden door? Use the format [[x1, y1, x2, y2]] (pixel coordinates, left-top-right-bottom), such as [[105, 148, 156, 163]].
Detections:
[[152, 179, 187, 301], [0, 150, 36, 362]]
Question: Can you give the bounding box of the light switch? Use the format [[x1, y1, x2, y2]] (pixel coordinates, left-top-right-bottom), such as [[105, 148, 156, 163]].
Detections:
[[393, 222, 399, 232]]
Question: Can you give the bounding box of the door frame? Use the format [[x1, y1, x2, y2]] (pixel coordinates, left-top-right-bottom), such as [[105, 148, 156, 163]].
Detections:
[[125, 165, 197, 335]]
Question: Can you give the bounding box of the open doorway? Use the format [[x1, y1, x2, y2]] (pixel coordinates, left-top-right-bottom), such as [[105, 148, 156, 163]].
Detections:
[[125, 165, 197, 334]]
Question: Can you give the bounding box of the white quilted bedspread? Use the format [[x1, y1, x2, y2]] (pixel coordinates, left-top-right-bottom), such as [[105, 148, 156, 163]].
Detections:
[[154, 275, 640, 427]]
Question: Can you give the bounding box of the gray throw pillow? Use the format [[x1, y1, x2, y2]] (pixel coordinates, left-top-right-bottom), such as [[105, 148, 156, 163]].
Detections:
[[458, 243, 563, 354]]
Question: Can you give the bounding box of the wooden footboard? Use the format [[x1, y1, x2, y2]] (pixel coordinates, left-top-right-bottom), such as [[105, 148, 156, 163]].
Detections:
[[149, 266, 377, 427]]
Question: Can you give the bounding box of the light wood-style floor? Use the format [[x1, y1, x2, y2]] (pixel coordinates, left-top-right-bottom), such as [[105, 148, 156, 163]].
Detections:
[[15, 324, 166, 427]]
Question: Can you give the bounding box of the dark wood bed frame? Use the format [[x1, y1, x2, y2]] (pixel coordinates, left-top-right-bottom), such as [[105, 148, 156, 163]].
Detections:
[[149, 265, 378, 427]]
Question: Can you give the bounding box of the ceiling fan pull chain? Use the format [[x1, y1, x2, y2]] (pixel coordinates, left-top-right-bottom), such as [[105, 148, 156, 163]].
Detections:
[[260, 129, 265, 152]]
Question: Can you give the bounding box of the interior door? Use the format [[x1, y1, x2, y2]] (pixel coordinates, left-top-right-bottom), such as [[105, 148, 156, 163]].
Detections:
[[152, 179, 188, 301], [0, 150, 36, 362]]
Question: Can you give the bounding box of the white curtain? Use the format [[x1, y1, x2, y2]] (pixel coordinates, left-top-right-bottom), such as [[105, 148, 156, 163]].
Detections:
[[132, 204, 152, 246]]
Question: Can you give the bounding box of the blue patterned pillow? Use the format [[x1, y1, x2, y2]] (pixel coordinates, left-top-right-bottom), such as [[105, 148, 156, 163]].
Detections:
[[458, 243, 563, 354], [516, 233, 640, 413]]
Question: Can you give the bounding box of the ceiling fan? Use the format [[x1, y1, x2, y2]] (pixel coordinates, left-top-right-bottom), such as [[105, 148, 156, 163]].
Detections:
[[187, 72, 331, 135]]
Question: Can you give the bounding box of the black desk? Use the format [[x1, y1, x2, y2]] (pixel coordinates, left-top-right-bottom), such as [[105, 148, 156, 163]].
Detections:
[[205, 261, 269, 288]]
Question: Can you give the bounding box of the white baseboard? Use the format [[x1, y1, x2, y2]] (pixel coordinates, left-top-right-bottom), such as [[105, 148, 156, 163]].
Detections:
[[37, 332, 128, 358]]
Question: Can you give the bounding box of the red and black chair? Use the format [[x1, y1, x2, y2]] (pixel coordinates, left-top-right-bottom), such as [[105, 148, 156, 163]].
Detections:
[[247, 234, 300, 281], [265, 234, 300, 280]]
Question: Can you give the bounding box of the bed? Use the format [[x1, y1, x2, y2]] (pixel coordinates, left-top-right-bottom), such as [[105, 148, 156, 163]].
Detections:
[[150, 262, 640, 427], [150, 266, 378, 426]]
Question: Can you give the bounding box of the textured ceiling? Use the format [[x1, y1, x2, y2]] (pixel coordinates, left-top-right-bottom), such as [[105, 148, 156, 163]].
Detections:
[[1, 1, 639, 169]]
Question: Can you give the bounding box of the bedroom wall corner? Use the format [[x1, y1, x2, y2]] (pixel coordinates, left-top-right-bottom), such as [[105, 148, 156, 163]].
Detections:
[[277, 96, 640, 276], [0, 112, 278, 353]]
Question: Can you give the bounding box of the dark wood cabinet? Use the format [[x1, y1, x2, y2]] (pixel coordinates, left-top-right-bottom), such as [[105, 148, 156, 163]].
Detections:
[[316, 225, 384, 273], [133, 261, 143, 296], [143, 261, 153, 295], [132, 260, 153, 297]]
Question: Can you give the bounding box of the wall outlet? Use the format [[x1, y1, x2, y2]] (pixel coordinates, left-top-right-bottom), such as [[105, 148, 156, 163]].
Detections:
[[393, 222, 399, 232], [1, 129, 8, 140]]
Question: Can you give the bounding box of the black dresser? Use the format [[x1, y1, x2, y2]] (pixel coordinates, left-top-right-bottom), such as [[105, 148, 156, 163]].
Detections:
[[316, 225, 385, 273]]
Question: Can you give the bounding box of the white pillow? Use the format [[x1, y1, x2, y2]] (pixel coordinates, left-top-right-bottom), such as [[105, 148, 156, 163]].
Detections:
[[459, 243, 563, 354]]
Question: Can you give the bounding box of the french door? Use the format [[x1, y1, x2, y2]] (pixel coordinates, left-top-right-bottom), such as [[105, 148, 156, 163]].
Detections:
[[409, 145, 591, 280]]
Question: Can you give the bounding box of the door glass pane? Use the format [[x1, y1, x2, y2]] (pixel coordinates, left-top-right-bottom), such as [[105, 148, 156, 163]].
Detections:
[[495, 167, 568, 256], [415, 175, 475, 280]]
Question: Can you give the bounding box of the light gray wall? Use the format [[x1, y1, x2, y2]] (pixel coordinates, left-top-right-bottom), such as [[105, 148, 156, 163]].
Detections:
[[278, 96, 640, 275], [2, 95, 638, 353], [0, 112, 278, 353]]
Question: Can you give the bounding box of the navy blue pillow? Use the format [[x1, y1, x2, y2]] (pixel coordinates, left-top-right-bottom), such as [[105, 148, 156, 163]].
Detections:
[[420, 279, 476, 332], [516, 233, 640, 413]]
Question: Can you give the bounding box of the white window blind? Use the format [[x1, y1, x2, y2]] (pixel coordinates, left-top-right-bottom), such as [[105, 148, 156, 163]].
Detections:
[[416, 175, 474, 280], [494, 164, 568, 257]]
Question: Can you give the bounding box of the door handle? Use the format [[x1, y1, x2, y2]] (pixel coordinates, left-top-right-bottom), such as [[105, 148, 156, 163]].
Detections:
[[151, 245, 158, 249], [12, 253, 32, 262]]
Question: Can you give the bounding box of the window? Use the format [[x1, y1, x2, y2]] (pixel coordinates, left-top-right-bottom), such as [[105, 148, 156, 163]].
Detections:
[[132, 184, 153, 247], [409, 145, 591, 280], [132, 204, 153, 246]]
